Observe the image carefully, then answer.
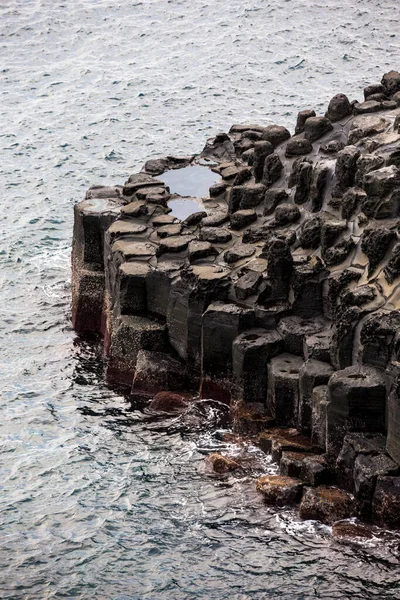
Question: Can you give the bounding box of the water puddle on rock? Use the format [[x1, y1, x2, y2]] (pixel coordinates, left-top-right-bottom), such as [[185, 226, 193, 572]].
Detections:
[[168, 197, 205, 220], [161, 164, 219, 197]]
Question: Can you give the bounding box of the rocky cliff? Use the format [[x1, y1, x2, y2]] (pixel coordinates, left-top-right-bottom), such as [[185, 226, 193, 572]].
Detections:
[[72, 71, 400, 528]]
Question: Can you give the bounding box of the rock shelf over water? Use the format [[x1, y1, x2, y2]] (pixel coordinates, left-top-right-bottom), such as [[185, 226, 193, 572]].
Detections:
[[72, 71, 400, 529]]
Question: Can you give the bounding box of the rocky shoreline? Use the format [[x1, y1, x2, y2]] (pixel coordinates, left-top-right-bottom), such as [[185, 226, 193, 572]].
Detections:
[[72, 71, 400, 530]]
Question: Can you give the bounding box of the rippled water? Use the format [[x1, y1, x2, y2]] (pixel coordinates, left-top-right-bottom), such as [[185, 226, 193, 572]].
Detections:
[[1, 1, 400, 598]]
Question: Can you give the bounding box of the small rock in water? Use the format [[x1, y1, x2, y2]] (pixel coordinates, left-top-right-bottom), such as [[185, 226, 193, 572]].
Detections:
[[149, 391, 191, 413], [206, 453, 241, 474]]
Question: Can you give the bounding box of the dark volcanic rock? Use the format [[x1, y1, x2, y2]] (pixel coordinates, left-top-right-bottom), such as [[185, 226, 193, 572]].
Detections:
[[372, 476, 400, 528], [131, 350, 185, 398], [295, 109, 316, 135], [267, 353, 303, 426], [229, 183, 266, 213], [230, 209, 257, 230], [360, 311, 400, 369], [261, 125, 291, 148], [199, 227, 232, 244], [299, 217, 322, 249], [334, 146, 361, 190], [292, 160, 313, 204], [273, 203, 301, 226], [262, 153, 284, 187], [326, 94, 352, 122], [304, 116, 333, 142], [327, 366, 386, 456], [224, 243, 255, 264], [188, 240, 218, 263], [149, 391, 190, 413], [364, 84, 386, 100], [253, 141, 274, 182], [361, 226, 396, 275], [381, 70, 400, 95], [285, 138, 313, 157], [232, 329, 283, 402], [263, 188, 289, 215], [256, 475, 303, 506], [384, 242, 400, 283], [299, 486, 355, 524]]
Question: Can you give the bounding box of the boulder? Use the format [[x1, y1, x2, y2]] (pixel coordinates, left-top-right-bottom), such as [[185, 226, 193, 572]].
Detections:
[[280, 451, 310, 478], [232, 401, 275, 435], [206, 453, 241, 474], [325, 93, 352, 122], [364, 84, 386, 100], [224, 243, 255, 264], [299, 486, 355, 524], [149, 391, 190, 413], [360, 227, 396, 276], [360, 311, 400, 369], [106, 316, 167, 387], [304, 116, 333, 142], [253, 141, 274, 182], [384, 242, 400, 284], [336, 433, 387, 492], [295, 109, 316, 135], [363, 165, 400, 196], [381, 70, 400, 95], [304, 331, 332, 363], [334, 145, 361, 192], [261, 125, 291, 148], [263, 188, 289, 215], [285, 138, 313, 157], [188, 240, 218, 263], [234, 271, 262, 301], [228, 183, 266, 213], [293, 160, 313, 204], [301, 454, 332, 487], [117, 262, 150, 315], [262, 153, 284, 187], [256, 475, 303, 506], [199, 227, 232, 244], [230, 209, 257, 230], [299, 217, 322, 249]]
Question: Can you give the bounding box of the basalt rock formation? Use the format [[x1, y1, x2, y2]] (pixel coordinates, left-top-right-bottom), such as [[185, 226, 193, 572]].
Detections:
[[72, 71, 400, 529]]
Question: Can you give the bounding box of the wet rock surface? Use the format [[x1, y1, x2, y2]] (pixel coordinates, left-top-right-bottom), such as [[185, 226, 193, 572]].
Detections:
[[72, 73, 400, 529]]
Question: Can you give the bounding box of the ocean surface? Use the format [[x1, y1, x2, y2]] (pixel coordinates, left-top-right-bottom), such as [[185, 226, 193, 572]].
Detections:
[[1, 1, 400, 598]]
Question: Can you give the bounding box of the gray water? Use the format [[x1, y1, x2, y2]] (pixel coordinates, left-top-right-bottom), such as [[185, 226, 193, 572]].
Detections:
[[1, 1, 400, 598]]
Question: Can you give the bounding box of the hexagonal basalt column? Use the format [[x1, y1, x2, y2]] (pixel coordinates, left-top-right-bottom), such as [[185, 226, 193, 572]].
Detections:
[[298, 359, 334, 435], [266, 353, 304, 426], [167, 265, 230, 374], [202, 302, 254, 379], [327, 366, 386, 456], [232, 329, 284, 403], [106, 315, 167, 387]]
